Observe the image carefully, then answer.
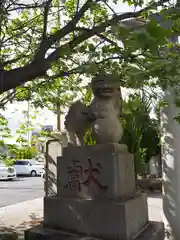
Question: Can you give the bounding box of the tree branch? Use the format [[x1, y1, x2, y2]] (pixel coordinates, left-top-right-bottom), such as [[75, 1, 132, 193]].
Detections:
[[1, 54, 31, 68], [49, 55, 126, 79], [46, 0, 170, 64], [0, 90, 16, 108], [8, 2, 46, 11], [45, 10, 144, 63], [42, 0, 52, 40], [0, 0, 170, 94], [75, 26, 119, 45], [101, 0, 117, 15], [34, 0, 94, 61]]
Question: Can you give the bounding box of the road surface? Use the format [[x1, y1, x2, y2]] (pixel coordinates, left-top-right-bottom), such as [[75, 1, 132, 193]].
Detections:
[[0, 177, 44, 207]]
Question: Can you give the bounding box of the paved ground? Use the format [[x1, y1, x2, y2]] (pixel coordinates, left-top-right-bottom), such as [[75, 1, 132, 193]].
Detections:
[[148, 192, 162, 221], [0, 177, 44, 207], [0, 198, 43, 240], [0, 193, 163, 240], [0, 176, 164, 239]]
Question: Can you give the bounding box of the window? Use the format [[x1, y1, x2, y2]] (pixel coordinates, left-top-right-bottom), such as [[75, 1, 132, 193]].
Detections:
[[24, 161, 31, 166], [14, 161, 22, 165], [15, 161, 30, 166]]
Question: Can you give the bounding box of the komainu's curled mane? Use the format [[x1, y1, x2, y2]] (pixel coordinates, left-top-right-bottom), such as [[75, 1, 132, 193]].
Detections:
[[64, 100, 91, 146]]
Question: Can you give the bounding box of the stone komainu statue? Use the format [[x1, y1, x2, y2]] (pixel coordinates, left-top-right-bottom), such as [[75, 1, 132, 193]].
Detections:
[[64, 72, 123, 145], [64, 100, 91, 146]]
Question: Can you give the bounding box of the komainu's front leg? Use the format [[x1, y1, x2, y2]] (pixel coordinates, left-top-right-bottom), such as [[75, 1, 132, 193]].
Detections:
[[66, 131, 78, 146], [76, 132, 85, 146]]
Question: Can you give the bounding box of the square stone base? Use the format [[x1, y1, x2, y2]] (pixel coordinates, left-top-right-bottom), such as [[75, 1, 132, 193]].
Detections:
[[57, 144, 136, 200], [24, 221, 164, 240], [44, 193, 148, 240]]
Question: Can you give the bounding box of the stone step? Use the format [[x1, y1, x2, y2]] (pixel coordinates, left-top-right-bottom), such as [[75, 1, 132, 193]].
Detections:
[[43, 194, 148, 240], [25, 221, 164, 240]]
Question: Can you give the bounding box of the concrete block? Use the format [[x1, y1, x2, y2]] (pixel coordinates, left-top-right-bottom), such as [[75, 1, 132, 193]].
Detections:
[[0, 231, 18, 240], [24, 224, 78, 240], [44, 193, 148, 240], [24, 221, 164, 240], [45, 139, 62, 196], [57, 144, 135, 200]]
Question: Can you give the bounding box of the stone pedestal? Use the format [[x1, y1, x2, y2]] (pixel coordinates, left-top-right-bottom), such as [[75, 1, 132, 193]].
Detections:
[[25, 144, 164, 240], [44, 194, 148, 239], [45, 139, 62, 196], [25, 222, 164, 240], [57, 144, 135, 200]]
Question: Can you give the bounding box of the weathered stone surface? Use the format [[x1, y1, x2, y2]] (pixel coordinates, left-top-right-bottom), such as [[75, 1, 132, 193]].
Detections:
[[25, 224, 78, 240], [0, 231, 18, 240], [62, 143, 128, 156], [44, 193, 148, 240], [135, 222, 164, 240], [45, 139, 62, 196], [64, 72, 123, 146], [25, 221, 164, 240], [57, 144, 135, 200], [136, 179, 162, 192]]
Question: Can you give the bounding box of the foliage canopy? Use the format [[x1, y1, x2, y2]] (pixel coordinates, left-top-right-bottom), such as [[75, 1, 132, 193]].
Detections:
[[0, 0, 180, 108]]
